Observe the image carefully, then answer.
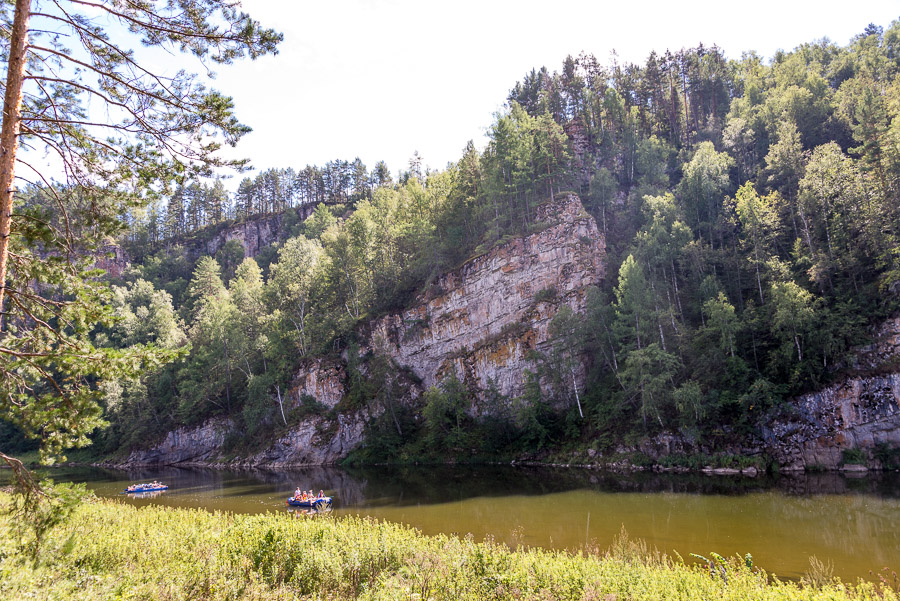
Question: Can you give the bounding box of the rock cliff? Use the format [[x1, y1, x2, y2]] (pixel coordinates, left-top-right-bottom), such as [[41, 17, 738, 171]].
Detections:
[[628, 317, 900, 472], [117, 194, 607, 466], [367, 193, 606, 402], [94, 206, 321, 278], [115, 418, 233, 466], [95, 243, 130, 279], [182, 204, 319, 261], [759, 317, 900, 471], [198, 212, 287, 259]]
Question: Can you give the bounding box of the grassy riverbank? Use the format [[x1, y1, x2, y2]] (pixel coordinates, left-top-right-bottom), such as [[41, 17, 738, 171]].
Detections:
[[0, 494, 895, 601]]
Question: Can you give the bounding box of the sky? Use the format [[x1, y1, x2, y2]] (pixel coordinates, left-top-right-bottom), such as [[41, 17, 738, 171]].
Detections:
[[205, 0, 900, 184], [22, 0, 900, 189]]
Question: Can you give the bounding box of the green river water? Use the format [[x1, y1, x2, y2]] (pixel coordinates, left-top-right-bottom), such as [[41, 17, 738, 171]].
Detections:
[[8, 465, 900, 583]]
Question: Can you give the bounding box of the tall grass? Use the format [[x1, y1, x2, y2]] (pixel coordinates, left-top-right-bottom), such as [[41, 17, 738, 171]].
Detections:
[[0, 493, 895, 600]]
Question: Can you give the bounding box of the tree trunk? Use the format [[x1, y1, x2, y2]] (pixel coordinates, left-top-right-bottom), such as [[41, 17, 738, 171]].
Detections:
[[754, 244, 765, 304], [0, 0, 32, 332], [670, 259, 684, 320], [571, 367, 583, 419], [275, 384, 287, 425]]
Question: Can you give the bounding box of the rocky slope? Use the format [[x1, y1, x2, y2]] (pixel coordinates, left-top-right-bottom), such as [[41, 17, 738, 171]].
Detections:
[[366, 193, 606, 402], [626, 317, 900, 472], [97, 204, 321, 277], [193, 210, 296, 260], [113, 193, 900, 471], [116, 194, 607, 466], [759, 317, 900, 471]]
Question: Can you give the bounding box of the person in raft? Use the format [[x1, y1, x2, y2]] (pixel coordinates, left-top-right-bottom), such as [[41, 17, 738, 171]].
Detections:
[[318, 490, 324, 498], [294, 487, 302, 499]]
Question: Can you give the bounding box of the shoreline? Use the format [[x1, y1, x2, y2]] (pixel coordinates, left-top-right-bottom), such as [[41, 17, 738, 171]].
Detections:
[[85, 457, 891, 476]]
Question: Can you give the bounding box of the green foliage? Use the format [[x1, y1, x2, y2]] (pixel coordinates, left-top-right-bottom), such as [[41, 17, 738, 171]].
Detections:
[[3, 480, 91, 563], [215, 239, 246, 283], [534, 286, 558, 303], [513, 371, 560, 451], [422, 377, 472, 453], [840, 447, 868, 466], [622, 343, 682, 430], [873, 443, 900, 470], [0, 0, 281, 464], [13, 19, 900, 467], [657, 453, 766, 471], [266, 235, 323, 355], [1, 190, 184, 463]]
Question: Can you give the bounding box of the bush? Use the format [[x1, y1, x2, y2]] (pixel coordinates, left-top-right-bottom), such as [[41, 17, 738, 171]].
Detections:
[[534, 286, 558, 303], [422, 377, 472, 453], [841, 447, 868, 466], [874, 442, 900, 470]]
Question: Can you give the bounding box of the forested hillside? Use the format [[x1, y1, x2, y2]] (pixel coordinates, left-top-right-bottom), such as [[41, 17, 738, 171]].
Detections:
[[5, 21, 900, 463]]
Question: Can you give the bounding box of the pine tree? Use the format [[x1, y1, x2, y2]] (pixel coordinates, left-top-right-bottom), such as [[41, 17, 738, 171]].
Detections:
[[0, 0, 279, 465]]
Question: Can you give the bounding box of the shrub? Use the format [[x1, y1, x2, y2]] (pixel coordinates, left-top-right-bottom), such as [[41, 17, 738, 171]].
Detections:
[[841, 447, 868, 466], [874, 442, 900, 470], [534, 286, 558, 303]]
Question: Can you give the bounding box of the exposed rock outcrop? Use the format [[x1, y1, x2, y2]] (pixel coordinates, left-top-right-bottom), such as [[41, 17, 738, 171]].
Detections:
[[117, 418, 233, 466], [622, 317, 900, 472], [94, 207, 323, 278], [95, 243, 130, 278], [200, 211, 290, 259], [188, 203, 322, 260], [237, 413, 369, 467], [760, 317, 900, 471], [367, 193, 605, 402], [116, 358, 357, 467], [289, 358, 347, 409], [115, 194, 606, 466]]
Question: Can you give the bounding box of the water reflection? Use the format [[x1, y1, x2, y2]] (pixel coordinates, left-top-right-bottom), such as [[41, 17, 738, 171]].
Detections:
[[127, 489, 166, 498], [4, 464, 899, 582]]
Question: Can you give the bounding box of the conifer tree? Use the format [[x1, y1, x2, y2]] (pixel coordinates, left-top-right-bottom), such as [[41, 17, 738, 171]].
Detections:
[[0, 0, 280, 465]]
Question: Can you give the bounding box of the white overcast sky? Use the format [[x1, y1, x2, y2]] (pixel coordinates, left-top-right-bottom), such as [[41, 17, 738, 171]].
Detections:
[[172, 1, 900, 184]]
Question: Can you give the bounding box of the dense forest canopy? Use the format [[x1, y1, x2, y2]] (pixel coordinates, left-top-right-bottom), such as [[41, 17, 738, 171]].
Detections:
[[5, 19, 900, 462]]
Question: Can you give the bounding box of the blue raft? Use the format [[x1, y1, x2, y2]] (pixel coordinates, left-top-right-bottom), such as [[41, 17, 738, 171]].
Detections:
[[286, 495, 332, 508], [122, 485, 169, 494]]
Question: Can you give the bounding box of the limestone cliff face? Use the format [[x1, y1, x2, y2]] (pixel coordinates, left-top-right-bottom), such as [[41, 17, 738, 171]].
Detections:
[[760, 317, 900, 471], [200, 212, 288, 259], [237, 413, 369, 467], [95, 207, 321, 278], [288, 358, 347, 409], [117, 418, 233, 466], [635, 317, 900, 471], [95, 243, 130, 278], [115, 194, 606, 466], [159, 204, 320, 263], [367, 193, 606, 402]]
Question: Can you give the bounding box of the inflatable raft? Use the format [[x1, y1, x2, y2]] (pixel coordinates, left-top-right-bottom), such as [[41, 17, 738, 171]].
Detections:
[[286, 495, 332, 508], [122, 485, 169, 494]]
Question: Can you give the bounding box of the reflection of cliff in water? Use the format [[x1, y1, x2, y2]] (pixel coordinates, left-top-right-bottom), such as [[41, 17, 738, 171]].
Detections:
[[338, 465, 900, 507], [236, 466, 369, 505], [18, 465, 370, 506], [14, 464, 900, 508], [774, 471, 900, 497]]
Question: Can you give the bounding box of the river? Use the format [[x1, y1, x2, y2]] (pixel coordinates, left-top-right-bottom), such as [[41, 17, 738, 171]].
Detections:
[[8, 464, 900, 582]]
